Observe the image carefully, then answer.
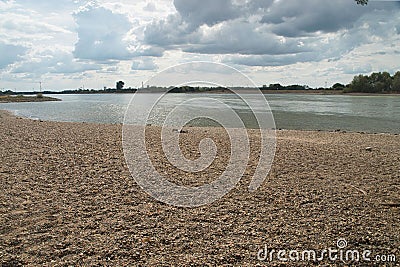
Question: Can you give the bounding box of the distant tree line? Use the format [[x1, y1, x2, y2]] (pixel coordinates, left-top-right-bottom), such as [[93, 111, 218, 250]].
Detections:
[[58, 88, 137, 94], [3, 69, 400, 95], [347, 71, 400, 93], [0, 90, 15, 95], [261, 84, 312, 91], [169, 86, 226, 93]]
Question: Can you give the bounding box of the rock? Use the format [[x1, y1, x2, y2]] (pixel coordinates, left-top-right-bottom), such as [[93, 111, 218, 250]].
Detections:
[[173, 129, 187, 133], [381, 202, 400, 207], [365, 147, 373, 152]]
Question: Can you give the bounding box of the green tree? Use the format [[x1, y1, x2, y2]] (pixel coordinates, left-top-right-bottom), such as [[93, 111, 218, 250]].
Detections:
[[380, 71, 392, 92], [116, 81, 125, 90], [350, 74, 372, 92], [369, 72, 392, 92], [392, 71, 400, 92], [269, 83, 284, 90], [332, 83, 345, 90]]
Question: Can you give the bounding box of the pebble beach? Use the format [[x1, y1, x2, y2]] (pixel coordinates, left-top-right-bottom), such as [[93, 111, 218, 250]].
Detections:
[[1, 110, 399, 266]]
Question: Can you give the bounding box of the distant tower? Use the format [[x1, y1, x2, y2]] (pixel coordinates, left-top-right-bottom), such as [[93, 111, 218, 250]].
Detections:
[[39, 82, 42, 92]]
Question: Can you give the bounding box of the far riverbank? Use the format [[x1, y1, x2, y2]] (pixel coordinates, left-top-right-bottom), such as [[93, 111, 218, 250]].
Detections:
[[0, 95, 61, 103]]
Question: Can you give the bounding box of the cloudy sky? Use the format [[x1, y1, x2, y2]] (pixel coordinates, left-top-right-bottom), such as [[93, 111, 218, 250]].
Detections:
[[1, 0, 400, 91]]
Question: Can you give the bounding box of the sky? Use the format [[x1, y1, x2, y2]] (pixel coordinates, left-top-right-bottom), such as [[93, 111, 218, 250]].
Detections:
[[0, 0, 400, 91]]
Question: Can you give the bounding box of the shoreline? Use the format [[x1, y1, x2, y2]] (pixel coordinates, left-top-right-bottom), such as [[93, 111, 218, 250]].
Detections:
[[200, 90, 400, 96], [1, 110, 399, 265], [1, 109, 398, 136]]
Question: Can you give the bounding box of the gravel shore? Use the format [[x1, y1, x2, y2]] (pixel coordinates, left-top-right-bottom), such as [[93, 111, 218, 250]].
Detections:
[[1, 110, 399, 266], [0, 96, 60, 103]]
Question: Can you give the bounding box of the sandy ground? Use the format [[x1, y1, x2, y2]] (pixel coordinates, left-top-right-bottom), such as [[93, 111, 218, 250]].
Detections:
[[0, 110, 399, 266]]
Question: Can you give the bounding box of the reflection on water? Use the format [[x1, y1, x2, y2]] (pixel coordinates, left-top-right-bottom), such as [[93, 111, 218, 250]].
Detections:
[[0, 93, 399, 133]]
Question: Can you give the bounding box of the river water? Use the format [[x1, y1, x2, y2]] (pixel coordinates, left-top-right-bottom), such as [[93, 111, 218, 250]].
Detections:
[[0, 93, 399, 133]]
